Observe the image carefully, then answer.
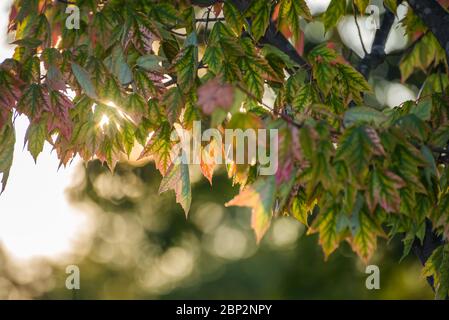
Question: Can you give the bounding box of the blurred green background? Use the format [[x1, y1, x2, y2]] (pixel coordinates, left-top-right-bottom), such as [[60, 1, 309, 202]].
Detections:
[[1, 160, 432, 299]]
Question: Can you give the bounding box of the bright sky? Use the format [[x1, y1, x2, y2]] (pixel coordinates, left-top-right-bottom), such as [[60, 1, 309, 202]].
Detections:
[[0, 0, 92, 261]]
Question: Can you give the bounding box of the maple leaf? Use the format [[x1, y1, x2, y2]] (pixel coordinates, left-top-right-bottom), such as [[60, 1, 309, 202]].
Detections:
[[0, 123, 14, 192], [0, 67, 23, 126], [47, 90, 74, 139], [308, 201, 346, 259], [200, 138, 221, 185], [159, 159, 192, 215], [366, 169, 406, 213], [225, 176, 276, 242], [349, 209, 385, 264], [197, 77, 235, 115], [276, 125, 301, 185], [139, 122, 176, 176]]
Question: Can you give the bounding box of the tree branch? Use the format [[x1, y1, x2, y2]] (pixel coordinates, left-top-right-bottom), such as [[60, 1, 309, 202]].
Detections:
[[356, 9, 395, 79]]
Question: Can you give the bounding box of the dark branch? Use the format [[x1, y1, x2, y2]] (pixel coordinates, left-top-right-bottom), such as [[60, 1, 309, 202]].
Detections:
[[357, 9, 395, 79]]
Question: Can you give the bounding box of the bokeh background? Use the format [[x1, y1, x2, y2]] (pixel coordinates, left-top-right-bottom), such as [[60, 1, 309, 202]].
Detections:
[[0, 0, 434, 299]]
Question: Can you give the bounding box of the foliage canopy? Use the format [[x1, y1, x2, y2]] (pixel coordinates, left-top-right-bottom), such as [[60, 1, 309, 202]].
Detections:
[[2, 0, 449, 298]]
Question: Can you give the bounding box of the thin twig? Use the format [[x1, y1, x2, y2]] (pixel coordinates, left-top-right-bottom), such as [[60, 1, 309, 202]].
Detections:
[[353, 3, 368, 56]]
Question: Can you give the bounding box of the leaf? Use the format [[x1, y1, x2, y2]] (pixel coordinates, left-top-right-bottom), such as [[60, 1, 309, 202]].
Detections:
[[312, 61, 337, 96], [25, 120, 46, 162], [353, 0, 370, 13], [200, 138, 220, 185], [344, 106, 387, 126], [159, 159, 192, 215], [223, 1, 245, 35], [173, 33, 198, 92], [336, 126, 385, 178], [337, 63, 371, 104], [139, 122, 175, 176], [309, 202, 344, 259], [164, 86, 184, 124], [12, 37, 42, 48], [422, 244, 449, 299], [278, 0, 311, 40], [72, 63, 98, 99], [104, 46, 133, 86], [290, 190, 316, 226], [198, 77, 235, 115], [366, 169, 406, 213], [16, 84, 50, 119], [246, 0, 271, 41], [242, 60, 265, 100], [411, 99, 432, 121], [323, 0, 346, 31], [203, 44, 225, 74], [126, 93, 147, 124], [350, 210, 383, 263], [225, 176, 276, 242], [46, 65, 66, 92], [0, 123, 15, 193], [136, 55, 165, 72], [399, 33, 445, 82], [291, 84, 312, 111]]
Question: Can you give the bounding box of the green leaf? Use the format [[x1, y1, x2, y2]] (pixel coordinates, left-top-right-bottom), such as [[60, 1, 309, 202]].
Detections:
[[344, 106, 387, 126], [164, 86, 185, 124], [16, 84, 49, 119], [159, 158, 192, 215], [0, 123, 15, 193], [139, 122, 174, 176], [423, 244, 449, 299], [173, 35, 198, 92], [411, 99, 432, 121], [136, 55, 165, 72], [278, 0, 311, 40], [25, 120, 46, 162], [366, 168, 405, 213], [336, 126, 385, 178], [72, 63, 98, 99], [313, 61, 337, 96], [309, 200, 345, 259], [126, 93, 147, 124], [323, 0, 346, 31], [354, 0, 370, 13], [292, 84, 313, 111], [12, 37, 42, 48], [104, 46, 133, 85], [246, 0, 271, 41], [223, 1, 245, 35], [350, 209, 382, 263], [225, 176, 276, 242], [203, 45, 225, 74], [337, 63, 371, 104]]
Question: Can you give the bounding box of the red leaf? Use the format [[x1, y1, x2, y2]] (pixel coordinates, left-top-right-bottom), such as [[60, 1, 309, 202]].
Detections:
[[197, 78, 234, 115]]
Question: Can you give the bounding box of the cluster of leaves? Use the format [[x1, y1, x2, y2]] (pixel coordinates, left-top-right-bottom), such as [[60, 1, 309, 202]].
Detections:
[[1, 0, 449, 296]]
